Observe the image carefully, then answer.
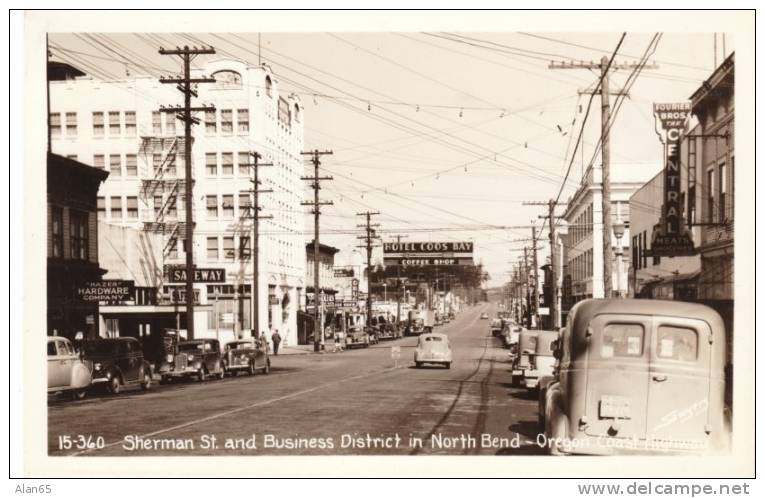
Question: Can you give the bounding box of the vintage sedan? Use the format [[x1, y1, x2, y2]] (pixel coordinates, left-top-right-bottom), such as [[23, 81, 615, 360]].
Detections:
[[511, 329, 538, 385], [82, 337, 152, 394], [345, 326, 370, 349], [222, 339, 270, 376], [522, 330, 559, 390], [162, 339, 224, 382], [479, 312, 489, 320], [414, 333, 452, 369], [47, 336, 92, 400], [543, 299, 730, 455], [490, 319, 503, 337]]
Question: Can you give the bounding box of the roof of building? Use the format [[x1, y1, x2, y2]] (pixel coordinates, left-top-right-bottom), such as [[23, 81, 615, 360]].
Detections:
[[690, 52, 734, 107], [306, 240, 340, 255]]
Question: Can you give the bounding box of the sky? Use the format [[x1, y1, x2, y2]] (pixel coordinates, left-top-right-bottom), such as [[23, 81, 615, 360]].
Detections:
[[49, 30, 729, 284]]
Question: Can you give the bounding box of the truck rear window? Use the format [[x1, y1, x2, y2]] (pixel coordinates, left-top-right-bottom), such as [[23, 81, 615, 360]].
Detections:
[[602, 323, 644, 358], [656, 325, 698, 361]]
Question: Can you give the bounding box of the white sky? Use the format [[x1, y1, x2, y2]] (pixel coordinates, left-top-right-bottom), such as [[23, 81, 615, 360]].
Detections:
[[49, 31, 728, 284]]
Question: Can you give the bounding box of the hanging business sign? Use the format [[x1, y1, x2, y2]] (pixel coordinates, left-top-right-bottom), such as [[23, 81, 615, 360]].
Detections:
[[334, 268, 355, 278], [351, 278, 360, 299], [383, 241, 474, 266], [650, 102, 696, 257], [77, 280, 135, 303], [166, 266, 226, 283]]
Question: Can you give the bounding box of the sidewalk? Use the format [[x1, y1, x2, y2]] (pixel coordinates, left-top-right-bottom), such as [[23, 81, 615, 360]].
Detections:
[[275, 343, 347, 355]]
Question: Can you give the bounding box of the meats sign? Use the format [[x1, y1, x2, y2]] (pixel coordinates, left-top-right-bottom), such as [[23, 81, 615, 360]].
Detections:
[[651, 102, 696, 257]]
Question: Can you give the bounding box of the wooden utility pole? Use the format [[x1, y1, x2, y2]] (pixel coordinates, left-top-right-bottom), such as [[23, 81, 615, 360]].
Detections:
[[301, 150, 333, 352], [531, 226, 540, 329], [243, 152, 273, 338], [357, 211, 381, 332], [550, 57, 657, 298], [159, 45, 216, 339], [527, 200, 567, 329], [392, 234, 409, 324]]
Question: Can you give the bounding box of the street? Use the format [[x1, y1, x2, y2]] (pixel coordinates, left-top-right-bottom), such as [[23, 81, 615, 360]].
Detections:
[[48, 304, 544, 456]]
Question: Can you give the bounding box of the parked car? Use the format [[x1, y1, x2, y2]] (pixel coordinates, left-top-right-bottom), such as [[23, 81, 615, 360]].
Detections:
[[47, 336, 92, 400], [345, 326, 370, 349], [222, 339, 270, 376], [511, 329, 538, 385], [161, 339, 224, 383], [479, 312, 489, 320], [543, 299, 730, 455], [502, 324, 522, 349], [414, 333, 452, 369], [365, 327, 379, 345], [522, 330, 559, 390], [82, 337, 152, 394], [490, 318, 503, 337]]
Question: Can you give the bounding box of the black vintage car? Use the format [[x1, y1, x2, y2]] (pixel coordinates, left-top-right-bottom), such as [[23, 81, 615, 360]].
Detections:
[[82, 337, 152, 394], [161, 339, 224, 383], [222, 339, 270, 376]]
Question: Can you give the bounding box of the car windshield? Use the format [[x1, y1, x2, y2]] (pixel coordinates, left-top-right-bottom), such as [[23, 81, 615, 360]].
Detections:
[[178, 342, 204, 352], [491, 319, 502, 327], [82, 341, 117, 356], [230, 342, 253, 350]]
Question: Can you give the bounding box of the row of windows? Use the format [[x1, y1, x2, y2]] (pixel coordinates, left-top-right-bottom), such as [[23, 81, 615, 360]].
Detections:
[[204, 109, 250, 136], [50, 207, 89, 261], [571, 205, 593, 245], [51, 111, 138, 138], [569, 248, 593, 283], [206, 151, 253, 177], [97, 196, 139, 220]]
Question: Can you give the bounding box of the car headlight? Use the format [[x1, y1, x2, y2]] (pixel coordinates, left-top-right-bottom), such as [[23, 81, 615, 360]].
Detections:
[[94, 363, 102, 371], [187, 354, 194, 361], [166, 354, 174, 362]]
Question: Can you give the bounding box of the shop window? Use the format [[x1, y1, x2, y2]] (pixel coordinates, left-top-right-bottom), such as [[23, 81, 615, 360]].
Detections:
[[51, 206, 63, 258]]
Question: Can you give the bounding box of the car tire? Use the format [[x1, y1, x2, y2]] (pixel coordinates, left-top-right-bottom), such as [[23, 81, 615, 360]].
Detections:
[[415, 362, 422, 368], [249, 361, 256, 376], [108, 375, 121, 395], [262, 359, 270, 375], [141, 370, 151, 391], [71, 389, 87, 401], [445, 362, 451, 369], [159, 375, 169, 385], [197, 368, 206, 382]]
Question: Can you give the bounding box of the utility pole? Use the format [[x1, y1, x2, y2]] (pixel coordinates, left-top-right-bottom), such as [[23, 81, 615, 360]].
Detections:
[[159, 45, 216, 339], [301, 150, 334, 352], [550, 57, 657, 298], [357, 211, 381, 332], [526, 200, 567, 329], [392, 234, 409, 325], [243, 152, 273, 338], [523, 247, 531, 327], [531, 225, 540, 329]]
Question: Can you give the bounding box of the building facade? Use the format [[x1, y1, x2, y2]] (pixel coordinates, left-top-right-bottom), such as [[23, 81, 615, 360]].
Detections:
[[560, 162, 662, 321], [47, 153, 109, 339], [690, 53, 735, 339], [49, 59, 306, 346]]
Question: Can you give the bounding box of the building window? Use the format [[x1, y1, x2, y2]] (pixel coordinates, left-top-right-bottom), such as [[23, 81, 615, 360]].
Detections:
[[730, 156, 734, 220], [126, 196, 138, 219], [239, 236, 250, 260], [265, 76, 273, 97], [239, 191, 251, 214], [65, 112, 77, 136], [166, 153, 177, 177], [111, 197, 122, 219], [206, 153, 218, 176], [92, 112, 104, 136], [641, 231, 648, 269], [718, 162, 727, 222], [124, 111, 136, 136], [93, 154, 105, 170], [205, 110, 216, 134], [238, 152, 250, 176], [207, 237, 219, 260], [223, 236, 235, 261], [108, 111, 120, 135], [70, 210, 89, 261], [167, 197, 177, 219], [153, 153, 163, 175], [237, 109, 249, 133], [687, 185, 696, 225], [153, 195, 163, 217], [97, 197, 106, 220], [109, 154, 121, 177], [221, 110, 233, 135], [50, 113, 61, 136], [294, 104, 300, 123], [125, 154, 137, 176], [707, 168, 715, 223], [151, 111, 161, 135], [167, 239, 178, 260], [164, 112, 175, 136], [51, 207, 63, 258], [207, 195, 218, 218], [222, 194, 234, 219], [218, 152, 232, 176]]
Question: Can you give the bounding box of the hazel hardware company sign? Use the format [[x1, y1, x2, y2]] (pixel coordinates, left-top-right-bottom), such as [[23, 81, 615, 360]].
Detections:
[[651, 102, 696, 257], [77, 280, 135, 303]]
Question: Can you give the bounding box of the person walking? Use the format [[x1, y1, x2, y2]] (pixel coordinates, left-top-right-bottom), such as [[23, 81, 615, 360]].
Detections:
[[260, 331, 268, 353], [271, 330, 282, 355]]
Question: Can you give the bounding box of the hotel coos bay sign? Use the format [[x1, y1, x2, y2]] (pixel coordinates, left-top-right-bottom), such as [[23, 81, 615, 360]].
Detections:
[[651, 102, 696, 257], [383, 241, 474, 266]]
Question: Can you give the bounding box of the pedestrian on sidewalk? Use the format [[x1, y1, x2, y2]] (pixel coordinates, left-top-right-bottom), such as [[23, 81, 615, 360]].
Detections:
[[271, 330, 282, 355], [260, 331, 269, 353]]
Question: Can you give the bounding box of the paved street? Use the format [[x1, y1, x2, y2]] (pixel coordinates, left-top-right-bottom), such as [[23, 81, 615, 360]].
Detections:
[[48, 304, 545, 456]]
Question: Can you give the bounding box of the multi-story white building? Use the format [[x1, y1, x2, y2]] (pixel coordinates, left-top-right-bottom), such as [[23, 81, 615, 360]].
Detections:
[[559, 162, 661, 320], [50, 59, 306, 346]]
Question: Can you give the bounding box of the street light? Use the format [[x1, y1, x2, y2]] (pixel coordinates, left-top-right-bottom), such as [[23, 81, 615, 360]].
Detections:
[[612, 216, 626, 298]]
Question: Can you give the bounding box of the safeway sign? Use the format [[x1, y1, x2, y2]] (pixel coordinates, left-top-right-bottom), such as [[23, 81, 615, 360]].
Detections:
[[166, 266, 226, 283], [651, 102, 696, 257]]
